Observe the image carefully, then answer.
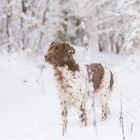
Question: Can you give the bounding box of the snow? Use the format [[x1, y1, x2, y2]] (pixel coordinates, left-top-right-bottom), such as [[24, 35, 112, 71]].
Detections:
[[0, 50, 140, 140]]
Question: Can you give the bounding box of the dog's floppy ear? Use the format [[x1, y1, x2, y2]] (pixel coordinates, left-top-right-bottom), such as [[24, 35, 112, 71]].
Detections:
[[62, 42, 70, 51], [68, 46, 75, 54], [62, 42, 75, 54]]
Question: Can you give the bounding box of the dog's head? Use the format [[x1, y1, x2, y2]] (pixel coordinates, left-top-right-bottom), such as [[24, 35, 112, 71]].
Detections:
[[44, 41, 75, 67]]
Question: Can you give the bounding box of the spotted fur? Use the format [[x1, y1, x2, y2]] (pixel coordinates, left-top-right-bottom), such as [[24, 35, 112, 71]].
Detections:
[[44, 41, 114, 136]]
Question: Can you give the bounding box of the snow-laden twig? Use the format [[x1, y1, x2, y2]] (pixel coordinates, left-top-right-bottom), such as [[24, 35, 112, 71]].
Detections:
[[36, 64, 47, 93], [91, 94, 100, 140], [119, 91, 126, 140], [129, 123, 134, 133]]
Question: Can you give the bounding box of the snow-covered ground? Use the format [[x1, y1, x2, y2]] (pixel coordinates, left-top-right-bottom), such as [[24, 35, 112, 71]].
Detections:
[[0, 50, 140, 140]]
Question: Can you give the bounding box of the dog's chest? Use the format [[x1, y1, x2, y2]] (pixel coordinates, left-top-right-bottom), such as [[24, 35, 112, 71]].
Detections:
[[58, 66, 88, 99]]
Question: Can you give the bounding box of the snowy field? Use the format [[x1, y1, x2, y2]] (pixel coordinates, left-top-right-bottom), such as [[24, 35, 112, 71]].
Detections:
[[0, 49, 140, 140]]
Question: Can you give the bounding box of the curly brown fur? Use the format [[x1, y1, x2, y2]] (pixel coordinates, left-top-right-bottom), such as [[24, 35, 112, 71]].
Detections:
[[44, 41, 79, 71], [86, 63, 104, 91]]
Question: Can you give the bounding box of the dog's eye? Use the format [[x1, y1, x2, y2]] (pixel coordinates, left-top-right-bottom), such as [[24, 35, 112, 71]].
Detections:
[[55, 46, 59, 50]]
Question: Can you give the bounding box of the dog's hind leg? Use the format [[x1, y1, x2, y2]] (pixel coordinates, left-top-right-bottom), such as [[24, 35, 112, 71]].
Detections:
[[97, 88, 111, 120]]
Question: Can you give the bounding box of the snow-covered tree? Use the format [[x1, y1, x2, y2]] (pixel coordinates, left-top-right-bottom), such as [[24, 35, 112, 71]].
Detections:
[[0, 0, 140, 54]]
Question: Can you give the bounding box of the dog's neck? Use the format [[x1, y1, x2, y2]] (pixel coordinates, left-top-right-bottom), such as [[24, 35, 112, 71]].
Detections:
[[66, 59, 79, 72], [52, 58, 79, 72]]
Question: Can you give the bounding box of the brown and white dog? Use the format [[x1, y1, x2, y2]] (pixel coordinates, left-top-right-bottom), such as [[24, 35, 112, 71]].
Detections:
[[44, 41, 114, 136]]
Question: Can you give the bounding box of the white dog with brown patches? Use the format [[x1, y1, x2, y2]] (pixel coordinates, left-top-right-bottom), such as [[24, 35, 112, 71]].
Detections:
[[44, 41, 114, 136]]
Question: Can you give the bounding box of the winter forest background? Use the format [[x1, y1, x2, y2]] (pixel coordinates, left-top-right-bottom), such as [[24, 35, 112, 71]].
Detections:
[[1, 0, 140, 140], [1, 0, 140, 54]]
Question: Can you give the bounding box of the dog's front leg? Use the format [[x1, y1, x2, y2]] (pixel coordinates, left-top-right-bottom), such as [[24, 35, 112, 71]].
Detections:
[[79, 103, 87, 127], [60, 100, 69, 136]]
